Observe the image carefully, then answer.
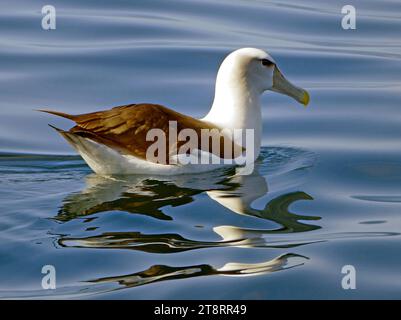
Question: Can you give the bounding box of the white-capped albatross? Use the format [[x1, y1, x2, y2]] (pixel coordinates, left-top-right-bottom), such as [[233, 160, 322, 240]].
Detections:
[[39, 48, 309, 175]]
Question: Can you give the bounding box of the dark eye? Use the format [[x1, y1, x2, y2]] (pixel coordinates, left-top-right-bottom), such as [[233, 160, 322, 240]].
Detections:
[[261, 59, 273, 67]]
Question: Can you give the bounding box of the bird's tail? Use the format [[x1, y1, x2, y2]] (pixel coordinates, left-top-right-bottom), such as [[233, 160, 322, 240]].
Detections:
[[37, 109, 75, 120], [47, 124, 79, 149], [47, 124, 98, 162], [47, 124, 128, 175]]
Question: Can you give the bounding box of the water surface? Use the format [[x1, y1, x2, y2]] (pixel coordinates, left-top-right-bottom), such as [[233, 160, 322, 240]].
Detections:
[[1, 0, 401, 299]]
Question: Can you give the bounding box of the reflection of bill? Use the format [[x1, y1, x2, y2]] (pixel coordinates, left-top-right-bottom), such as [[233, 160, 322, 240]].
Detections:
[[58, 191, 320, 253], [57, 161, 321, 253]]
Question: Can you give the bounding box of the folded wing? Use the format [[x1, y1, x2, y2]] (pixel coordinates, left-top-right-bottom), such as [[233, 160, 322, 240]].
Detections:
[[40, 103, 243, 164]]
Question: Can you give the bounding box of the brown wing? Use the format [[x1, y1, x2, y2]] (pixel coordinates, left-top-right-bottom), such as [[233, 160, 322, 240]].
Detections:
[[41, 103, 243, 164]]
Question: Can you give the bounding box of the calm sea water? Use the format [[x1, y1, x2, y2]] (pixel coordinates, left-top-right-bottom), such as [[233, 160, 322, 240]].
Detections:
[[1, 0, 401, 299]]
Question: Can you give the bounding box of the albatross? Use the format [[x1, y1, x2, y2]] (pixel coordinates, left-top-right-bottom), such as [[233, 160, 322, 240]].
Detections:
[[39, 48, 309, 175]]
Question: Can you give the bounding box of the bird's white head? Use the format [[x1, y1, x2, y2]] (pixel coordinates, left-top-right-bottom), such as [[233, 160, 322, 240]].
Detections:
[[214, 47, 309, 106], [203, 47, 310, 162]]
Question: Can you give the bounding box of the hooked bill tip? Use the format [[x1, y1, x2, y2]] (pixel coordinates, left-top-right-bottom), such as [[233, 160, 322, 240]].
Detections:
[[302, 90, 310, 107]]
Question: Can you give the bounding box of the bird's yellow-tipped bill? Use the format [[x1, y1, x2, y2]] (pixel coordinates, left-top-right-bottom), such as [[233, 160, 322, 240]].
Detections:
[[302, 90, 310, 106], [271, 67, 310, 107]]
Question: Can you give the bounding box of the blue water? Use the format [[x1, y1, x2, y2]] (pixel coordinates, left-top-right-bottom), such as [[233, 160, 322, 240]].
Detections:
[[1, 0, 401, 299]]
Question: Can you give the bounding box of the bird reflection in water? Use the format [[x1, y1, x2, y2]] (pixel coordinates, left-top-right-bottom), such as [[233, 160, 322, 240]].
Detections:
[[87, 253, 308, 289], [56, 153, 319, 289]]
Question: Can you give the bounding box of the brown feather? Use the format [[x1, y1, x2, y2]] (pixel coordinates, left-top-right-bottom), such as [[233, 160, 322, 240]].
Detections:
[[41, 103, 244, 164], [37, 109, 76, 120]]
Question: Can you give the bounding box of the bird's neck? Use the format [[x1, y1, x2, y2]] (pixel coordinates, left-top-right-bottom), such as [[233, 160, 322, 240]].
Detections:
[[202, 79, 263, 156], [203, 64, 263, 126]]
